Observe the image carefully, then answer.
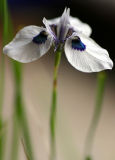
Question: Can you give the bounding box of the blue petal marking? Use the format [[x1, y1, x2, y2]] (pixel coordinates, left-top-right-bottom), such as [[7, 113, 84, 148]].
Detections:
[[72, 37, 86, 51], [33, 31, 47, 44]]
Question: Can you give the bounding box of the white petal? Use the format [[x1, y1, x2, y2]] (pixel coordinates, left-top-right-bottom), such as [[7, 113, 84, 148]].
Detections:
[[57, 8, 70, 39], [3, 26, 53, 63], [59, 8, 70, 25], [65, 33, 113, 73], [45, 17, 60, 25], [69, 16, 92, 37]]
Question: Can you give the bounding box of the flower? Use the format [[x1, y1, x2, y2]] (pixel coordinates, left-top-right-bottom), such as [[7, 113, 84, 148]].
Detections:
[[3, 8, 113, 72]]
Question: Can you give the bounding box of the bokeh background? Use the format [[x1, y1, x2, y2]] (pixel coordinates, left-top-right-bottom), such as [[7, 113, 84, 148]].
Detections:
[[1, 0, 115, 160]]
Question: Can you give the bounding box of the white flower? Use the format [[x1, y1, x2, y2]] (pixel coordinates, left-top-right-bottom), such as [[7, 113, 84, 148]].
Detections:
[[3, 8, 113, 72]]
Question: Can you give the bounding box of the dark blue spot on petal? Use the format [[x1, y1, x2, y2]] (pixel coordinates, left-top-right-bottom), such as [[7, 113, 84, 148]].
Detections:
[[33, 31, 47, 44], [72, 36, 86, 51]]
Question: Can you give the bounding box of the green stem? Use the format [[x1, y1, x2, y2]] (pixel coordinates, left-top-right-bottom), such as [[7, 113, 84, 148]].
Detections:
[[84, 72, 106, 160], [0, 0, 8, 122], [0, 57, 5, 118], [2, 0, 20, 159], [12, 61, 34, 160], [0, 0, 9, 159], [18, 101, 34, 160], [21, 139, 31, 160], [0, 119, 5, 160], [3, 0, 9, 41], [10, 62, 22, 160], [50, 48, 62, 160], [10, 114, 19, 160], [1, 0, 34, 159]]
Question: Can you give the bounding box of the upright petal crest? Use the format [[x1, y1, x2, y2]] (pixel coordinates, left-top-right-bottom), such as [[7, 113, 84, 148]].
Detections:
[[59, 8, 70, 26], [57, 8, 70, 41]]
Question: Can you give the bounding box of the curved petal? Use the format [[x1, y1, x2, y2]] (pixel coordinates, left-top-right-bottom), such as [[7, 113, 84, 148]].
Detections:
[[45, 17, 60, 25], [69, 16, 92, 37], [3, 26, 53, 63], [64, 33, 113, 73]]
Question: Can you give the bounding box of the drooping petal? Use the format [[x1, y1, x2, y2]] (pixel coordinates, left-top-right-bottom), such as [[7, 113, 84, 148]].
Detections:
[[69, 16, 92, 37], [3, 26, 53, 63], [65, 33, 113, 73]]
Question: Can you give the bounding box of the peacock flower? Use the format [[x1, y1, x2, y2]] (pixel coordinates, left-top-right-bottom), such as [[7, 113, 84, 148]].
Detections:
[[3, 8, 113, 72]]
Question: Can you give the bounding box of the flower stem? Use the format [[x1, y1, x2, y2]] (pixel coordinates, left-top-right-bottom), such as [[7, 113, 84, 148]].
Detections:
[[0, 0, 10, 159], [50, 48, 62, 160], [12, 61, 34, 160], [84, 72, 106, 160], [1, 0, 34, 159], [0, 57, 5, 160], [10, 113, 19, 160]]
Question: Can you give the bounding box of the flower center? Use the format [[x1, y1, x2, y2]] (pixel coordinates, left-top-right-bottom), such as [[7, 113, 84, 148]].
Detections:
[[50, 25, 74, 42], [72, 36, 86, 51], [33, 31, 47, 44]]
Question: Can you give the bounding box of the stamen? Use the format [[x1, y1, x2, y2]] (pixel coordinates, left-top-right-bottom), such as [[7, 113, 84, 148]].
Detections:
[[50, 24, 57, 37], [72, 36, 86, 51], [33, 31, 47, 44], [66, 28, 75, 39]]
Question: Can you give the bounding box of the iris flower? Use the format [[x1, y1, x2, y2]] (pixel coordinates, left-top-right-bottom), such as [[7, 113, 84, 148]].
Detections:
[[3, 8, 113, 72]]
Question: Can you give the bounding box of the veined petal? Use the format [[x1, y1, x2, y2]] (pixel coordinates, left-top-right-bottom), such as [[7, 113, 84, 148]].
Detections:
[[69, 16, 92, 37], [65, 33, 113, 73], [3, 26, 53, 63]]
